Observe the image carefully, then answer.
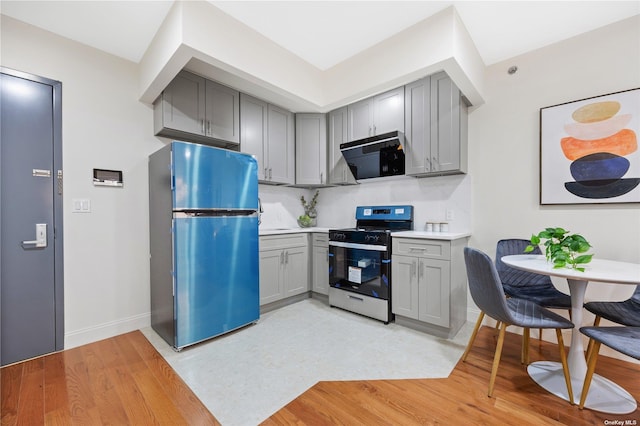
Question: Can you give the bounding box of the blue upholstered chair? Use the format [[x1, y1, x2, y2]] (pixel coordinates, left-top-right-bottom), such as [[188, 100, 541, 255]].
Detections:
[[462, 247, 575, 400], [582, 286, 640, 365], [579, 326, 640, 409], [496, 239, 572, 346], [496, 239, 572, 309], [583, 285, 640, 327]]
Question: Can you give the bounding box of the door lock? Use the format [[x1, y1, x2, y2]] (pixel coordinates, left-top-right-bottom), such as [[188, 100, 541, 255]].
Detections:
[[22, 223, 47, 248]]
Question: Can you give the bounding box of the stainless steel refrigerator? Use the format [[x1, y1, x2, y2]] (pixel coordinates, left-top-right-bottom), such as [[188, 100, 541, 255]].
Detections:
[[149, 141, 259, 350]]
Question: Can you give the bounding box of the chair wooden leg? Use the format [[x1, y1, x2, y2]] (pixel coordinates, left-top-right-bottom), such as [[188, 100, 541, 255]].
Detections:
[[580, 339, 602, 409], [521, 328, 530, 365], [462, 312, 485, 362], [488, 322, 508, 398], [585, 316, 601, 361], [538, 328, 543, 342], [555, 329, 574, 405]]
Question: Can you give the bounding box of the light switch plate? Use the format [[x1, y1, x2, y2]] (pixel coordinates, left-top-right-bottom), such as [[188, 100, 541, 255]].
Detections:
[[72, 198, 91, 213]]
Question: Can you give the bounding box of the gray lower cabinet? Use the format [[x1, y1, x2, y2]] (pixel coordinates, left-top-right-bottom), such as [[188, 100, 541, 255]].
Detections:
[[295, 113, 328, 186], [153, 70, 239, 146], [311, 233, 329, 295], [391, 237, 467, 338], [240, 94, 295, 184], [259, 233, 309, 305], [404, 72, 468, 176]]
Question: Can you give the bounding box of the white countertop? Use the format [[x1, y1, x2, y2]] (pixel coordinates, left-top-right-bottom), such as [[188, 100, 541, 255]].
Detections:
[[391, 230, 471, 241], [259, 228, 471, 240], [259, 227, 329, 236]]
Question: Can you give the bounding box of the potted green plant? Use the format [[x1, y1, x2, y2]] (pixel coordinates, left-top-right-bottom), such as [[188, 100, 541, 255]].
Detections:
[[525, 227, 593, 271], [298, 190, 319, 227]]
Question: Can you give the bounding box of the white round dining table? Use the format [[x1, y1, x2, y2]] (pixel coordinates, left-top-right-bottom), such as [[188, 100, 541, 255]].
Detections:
[[501, 254, 640, 414]]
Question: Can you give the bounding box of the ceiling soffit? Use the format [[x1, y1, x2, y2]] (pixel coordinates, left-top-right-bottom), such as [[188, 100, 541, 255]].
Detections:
[[139, 2, 484, 112]]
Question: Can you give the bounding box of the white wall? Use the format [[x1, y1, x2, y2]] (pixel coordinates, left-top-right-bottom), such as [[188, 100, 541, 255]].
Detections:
[[468, 15, 640, 358], [316, 175, 471, 232], [1, 16, 164, 348]]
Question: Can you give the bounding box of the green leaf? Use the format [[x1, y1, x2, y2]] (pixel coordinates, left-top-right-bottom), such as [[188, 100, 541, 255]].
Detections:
[[574, 254, 593, 264], [553, 259, 567, 268], [530, 235, 540, 245], [576, 242, 591, 253], [539, 230, 552, 239], [524, 245, 535, 253]]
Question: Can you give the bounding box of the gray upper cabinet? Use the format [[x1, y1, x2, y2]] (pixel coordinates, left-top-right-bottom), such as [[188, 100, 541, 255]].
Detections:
[[267, 104, 295, 185], [347, 98, 374, 141], [404, 72, 468, 176], [404, 78, 431, 175], [153, 70, 239, 146], [347, 87, 404, 142], [205, 79, 240, 143], [240, 94, 294, 185], [295, 113, 328, 186], [240, 94, 268, 180], [328, 107, 356, 185]]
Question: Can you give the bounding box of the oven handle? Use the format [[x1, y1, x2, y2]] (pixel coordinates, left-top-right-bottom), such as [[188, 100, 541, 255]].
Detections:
[[328, 241, 388, 251]]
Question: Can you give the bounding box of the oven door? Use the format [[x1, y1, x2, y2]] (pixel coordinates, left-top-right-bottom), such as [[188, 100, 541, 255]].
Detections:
[[328, 241, 390, 299]]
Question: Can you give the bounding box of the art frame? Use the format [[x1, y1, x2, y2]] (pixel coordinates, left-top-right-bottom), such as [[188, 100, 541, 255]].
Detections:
[[539, 88, 640, 205]]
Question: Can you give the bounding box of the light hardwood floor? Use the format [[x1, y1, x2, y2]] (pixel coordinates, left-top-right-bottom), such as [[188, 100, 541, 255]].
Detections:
[[2, 327, 638, 425]]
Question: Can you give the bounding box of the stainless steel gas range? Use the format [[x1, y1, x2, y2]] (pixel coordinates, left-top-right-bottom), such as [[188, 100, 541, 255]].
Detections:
[[328, 205, 413, 323]]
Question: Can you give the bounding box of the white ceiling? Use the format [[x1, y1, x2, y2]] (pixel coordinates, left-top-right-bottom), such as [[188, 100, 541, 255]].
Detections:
[[1, 1, 638, 69]]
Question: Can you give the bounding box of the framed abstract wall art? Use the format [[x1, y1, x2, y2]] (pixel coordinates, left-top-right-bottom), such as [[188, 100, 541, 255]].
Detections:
[[539, 88, 640, 204]]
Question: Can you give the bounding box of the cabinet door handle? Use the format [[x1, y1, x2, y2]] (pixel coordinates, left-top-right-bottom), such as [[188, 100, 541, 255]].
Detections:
[[369, 126, 372, 136], [320, 172, 323, 184], [207, 120, 211, 135], [201, 119, 206, 134], [419, 260, 424, 278], [373, 125, 376, 135], [432, 156, 438, 171], [269, 168, 273, 180], [280, 251, 284, 264], [285, 251, 289, 264], [264, 168, 268, 180], [411, 261, 416, 277]]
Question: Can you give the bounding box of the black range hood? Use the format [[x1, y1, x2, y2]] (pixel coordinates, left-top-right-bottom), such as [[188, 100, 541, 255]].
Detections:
[[340, 130, 405, 181]]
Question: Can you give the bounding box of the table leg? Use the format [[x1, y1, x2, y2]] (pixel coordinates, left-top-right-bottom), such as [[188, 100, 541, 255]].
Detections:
[[567, 278, 588, 382]]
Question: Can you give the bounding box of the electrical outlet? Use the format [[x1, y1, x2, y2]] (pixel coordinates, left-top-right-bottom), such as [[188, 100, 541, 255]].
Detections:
[[445, 209, 454, 221]]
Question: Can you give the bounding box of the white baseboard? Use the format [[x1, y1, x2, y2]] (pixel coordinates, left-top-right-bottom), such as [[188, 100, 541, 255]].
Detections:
[[64, 312, 151, 349]]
